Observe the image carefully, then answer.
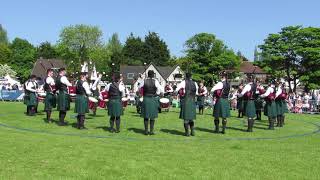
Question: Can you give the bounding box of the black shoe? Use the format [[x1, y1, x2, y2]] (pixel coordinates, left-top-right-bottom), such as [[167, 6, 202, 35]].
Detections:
[[185, 132, 190, 137], [149, 131, 155, 135], [190, 129, 195, 136], [144, 131, 149, 135], [115, 130, 120, 133], [58, 121, 68, 126], [110, 128, 115, 133]]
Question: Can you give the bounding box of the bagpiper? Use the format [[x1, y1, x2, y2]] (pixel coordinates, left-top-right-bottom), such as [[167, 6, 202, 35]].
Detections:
[[237, 83, 244, 118], [44, 69, 56, 123], [275, 81, 288, 127], [211, 71, 230, 134], [55, 68, 72, 126], [197, 81, 207, 115], [238, 75, 257, 132], [75, 72, 92, 129], [24, 75, 39, 116], [254, 79, 265, 120], [139, 70, 163, 135], [90, 73, 102, 116], [176, 72, 198, 136], [260, 80, 277, 130], [105, 73, 126, 133]]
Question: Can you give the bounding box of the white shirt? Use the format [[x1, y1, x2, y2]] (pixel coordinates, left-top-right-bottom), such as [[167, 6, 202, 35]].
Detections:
[[260, 86, 275, 98], [138, 78, 163, 95], [165, 85, 174, 93], [46, 76, 55, 86], [276, 86, 282, 98], [210, 82, 223, 93], [26, 81, 37, 92], [105, 82, 126, 97], [175, 80, 199, 95], [90, 78, 100, 91], [198, 86, 208, 96], [82, 81, 92, 95], [238, 83, 252, 97], [60, 76, 72, 86]]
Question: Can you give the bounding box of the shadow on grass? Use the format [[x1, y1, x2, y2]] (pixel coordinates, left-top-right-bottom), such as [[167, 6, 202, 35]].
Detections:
[[195, 127, 213, 133], [96, 126, 110, 132], [88, 114, 105, 118], [227, 126, 247, 132], [160, 129, 184, 136], [127, 128, 145, 135]]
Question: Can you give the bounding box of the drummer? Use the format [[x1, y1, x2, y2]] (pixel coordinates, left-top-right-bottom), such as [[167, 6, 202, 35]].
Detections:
[[139, 70, 163, 135], [211, 71, 230, 134], [176, 72, 198, 136], [44, 69, 56, 123], [90, 73, 102, 116], [105, 73, 125, 133], [197, 81, 207, 115], [98, 86, 108, 109], [75, 72, 92, 129], [56, 68, 72, 126], [164, 82, 174, 103], [24, 75, 39, 116]]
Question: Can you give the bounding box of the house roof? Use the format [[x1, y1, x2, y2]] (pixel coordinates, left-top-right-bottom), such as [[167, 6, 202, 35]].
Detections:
[[31, 59, 66, 80], [240, 61, 265, 74], [120, 63, 180, 85]]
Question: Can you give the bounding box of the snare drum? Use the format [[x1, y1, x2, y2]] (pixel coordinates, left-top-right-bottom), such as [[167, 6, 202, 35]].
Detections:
[[88, 97, 98, 109], [160, 98, 170, 108]]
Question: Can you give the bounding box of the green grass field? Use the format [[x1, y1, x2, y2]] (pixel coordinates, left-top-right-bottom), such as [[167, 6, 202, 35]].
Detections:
[[0, 102, 320, 179]]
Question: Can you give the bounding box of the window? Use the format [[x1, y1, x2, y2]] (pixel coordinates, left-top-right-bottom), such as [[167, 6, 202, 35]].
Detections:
[[127, 73, 135, 79]]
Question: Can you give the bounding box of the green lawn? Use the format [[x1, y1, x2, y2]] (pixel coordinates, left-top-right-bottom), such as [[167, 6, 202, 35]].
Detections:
[[0, 102, 319, 179]]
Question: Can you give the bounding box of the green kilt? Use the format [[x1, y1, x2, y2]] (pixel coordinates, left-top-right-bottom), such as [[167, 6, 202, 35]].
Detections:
[[244, 100, 256, 118], [26, 92, 37, 106], [276, 100, 288, 115], [255, 98, 264, 111], [74, 95, 89, 114], [213, 98, 230, 118], [141, 96, 158, 119], [197, 96, 205, 107], [57, 90, 70, 111], [44, 93, 56, 111], [264, 100, 277, 118], [180, 96, 196, 120], [108, 97, 123, 117]]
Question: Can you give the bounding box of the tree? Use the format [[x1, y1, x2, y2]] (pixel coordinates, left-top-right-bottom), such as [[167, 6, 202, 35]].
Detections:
[[184, 33, 241, 83], [259, 26, 320, 92], [0, 24, 8, 45], [58, 24, 103, 66], [0, 43, 12, 64], [0, 64, 17, 77], [143, 32, 170, 66], [9, 38, 36, 81], [122, 33, 145, 65], [88, 45, 112, 78], [106, 33, 124, 71], [36, 41, 57, 59]]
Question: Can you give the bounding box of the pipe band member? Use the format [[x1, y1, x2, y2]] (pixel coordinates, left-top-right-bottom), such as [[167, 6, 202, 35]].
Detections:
[[139, 70, 162, 135], [44, 69, 56, 122], [275, 81, 288, 127], [56, 68, 72, 126], [105, 73, 125, 133], [75, 72, 92, 129], [260, 80, 277, 130], [24, 75, 38, 116], [176, 72, 198, 136], [211, 71, 231, 134], [197, 81, 207, 115], [90, 73, 102, 116], [238, 75, 257, 132]]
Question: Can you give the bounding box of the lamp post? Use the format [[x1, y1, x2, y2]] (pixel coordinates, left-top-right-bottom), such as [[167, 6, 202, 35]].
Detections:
[[143, 62, 147, 78]]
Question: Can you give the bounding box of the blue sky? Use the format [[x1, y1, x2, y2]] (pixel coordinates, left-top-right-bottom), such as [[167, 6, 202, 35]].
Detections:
[[1, 0, 319, 60]]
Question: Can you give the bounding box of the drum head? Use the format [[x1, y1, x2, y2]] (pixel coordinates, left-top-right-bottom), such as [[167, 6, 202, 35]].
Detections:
[[139, 97, 143, 102], [38, 92, 46, 97], [70, 93, 76, 97], [160, 98, 169, 103], [89, 97, 98, 103], [122, 97, 128, 101]]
